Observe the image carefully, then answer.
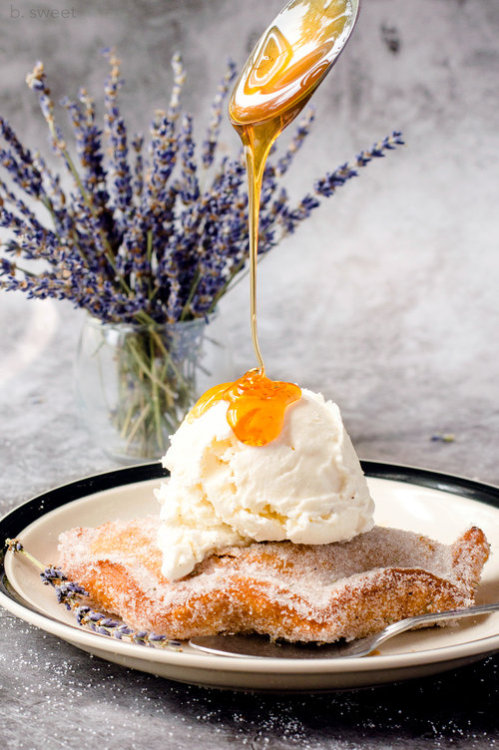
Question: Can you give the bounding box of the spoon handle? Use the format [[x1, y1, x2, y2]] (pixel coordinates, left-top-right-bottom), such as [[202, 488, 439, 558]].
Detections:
[[373, 602, 499, 651]]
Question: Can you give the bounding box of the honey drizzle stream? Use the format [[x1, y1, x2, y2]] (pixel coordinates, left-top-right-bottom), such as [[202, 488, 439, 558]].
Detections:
[[229, 0, 356, 372], [242, 128, 266, 374], [235, 105, 312, 372], [188, 1, 358, 446], [236, 120, 284, 374]]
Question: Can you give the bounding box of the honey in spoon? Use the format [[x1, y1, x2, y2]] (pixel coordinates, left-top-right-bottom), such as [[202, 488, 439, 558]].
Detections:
[[191, 0, 359, 447]]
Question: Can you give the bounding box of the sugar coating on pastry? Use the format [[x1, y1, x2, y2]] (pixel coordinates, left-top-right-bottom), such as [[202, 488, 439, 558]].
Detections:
[[57, 521, 489, 643]]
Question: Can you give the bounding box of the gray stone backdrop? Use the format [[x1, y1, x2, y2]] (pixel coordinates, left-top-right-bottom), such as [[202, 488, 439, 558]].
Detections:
[[1, 5, 499, 748], [1, 0, 499, 495]]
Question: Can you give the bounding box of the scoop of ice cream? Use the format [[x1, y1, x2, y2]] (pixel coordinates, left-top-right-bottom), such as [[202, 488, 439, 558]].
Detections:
[[156, 388, 374, 580]]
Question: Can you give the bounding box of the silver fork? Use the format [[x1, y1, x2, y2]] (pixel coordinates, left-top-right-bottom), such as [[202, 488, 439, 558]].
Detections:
[[189, 602, 499, 659]]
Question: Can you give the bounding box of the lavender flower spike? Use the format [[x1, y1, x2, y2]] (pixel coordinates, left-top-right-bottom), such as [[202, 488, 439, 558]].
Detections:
[[131, 133, 145, 198], [0, 115, 45, 199], [177, 113, 200, 204], [26, 62, 66, 155], [168, 52, 186, 122], [274, 106, 316, 178], [201, 59, 237, 169], [146, 110, 177, 208], [103, 49, 133, 214], [0, 116, 44, 198], [63, 91, 110, 215], [78, 87, 95, 124], [355, 130, 405, 166]]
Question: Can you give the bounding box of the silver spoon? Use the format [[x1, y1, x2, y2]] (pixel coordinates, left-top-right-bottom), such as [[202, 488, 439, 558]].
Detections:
[[189, 603, 499, 659], [229, 0, 361, 130]]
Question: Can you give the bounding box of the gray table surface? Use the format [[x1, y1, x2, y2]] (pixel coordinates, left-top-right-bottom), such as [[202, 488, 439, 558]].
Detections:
[[1, 0, 499, 747], [1, 302, 498, 749]]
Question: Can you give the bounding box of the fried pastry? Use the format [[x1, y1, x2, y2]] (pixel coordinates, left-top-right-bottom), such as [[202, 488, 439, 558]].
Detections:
[[57, 519, 489, 643]]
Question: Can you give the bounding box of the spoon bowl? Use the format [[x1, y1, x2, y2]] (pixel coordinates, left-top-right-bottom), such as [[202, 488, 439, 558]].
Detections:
[[229, 0, 361, 127]]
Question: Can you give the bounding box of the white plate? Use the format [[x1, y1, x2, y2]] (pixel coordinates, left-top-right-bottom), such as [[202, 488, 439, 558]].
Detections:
[[1, 462, 499, 692]]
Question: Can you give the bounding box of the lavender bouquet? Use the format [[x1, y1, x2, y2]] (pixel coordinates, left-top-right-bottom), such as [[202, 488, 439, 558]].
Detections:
[[0, 51, 403, 459]]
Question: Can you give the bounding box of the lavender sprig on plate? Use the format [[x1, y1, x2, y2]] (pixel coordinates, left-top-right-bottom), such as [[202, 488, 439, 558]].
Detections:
[[4, 538, 182, 651]]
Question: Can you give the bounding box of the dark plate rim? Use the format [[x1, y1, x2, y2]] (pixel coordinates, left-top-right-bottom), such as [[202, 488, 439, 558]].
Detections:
[[2, 459, 499, 556]]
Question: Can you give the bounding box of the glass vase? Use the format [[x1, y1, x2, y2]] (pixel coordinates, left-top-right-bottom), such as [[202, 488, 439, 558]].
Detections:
[[75, 314, 234, 463]]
